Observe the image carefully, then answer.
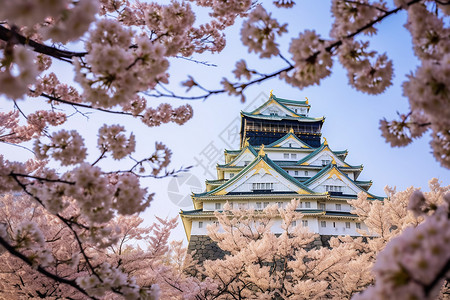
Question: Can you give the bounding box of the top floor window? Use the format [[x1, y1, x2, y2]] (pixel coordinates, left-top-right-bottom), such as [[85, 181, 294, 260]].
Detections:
[[325, 185, 343, 193], [283, 153, 289, 159], [291, 153, 297, 159], [252, 183, 273, 191], [321, 159, 331, 166]]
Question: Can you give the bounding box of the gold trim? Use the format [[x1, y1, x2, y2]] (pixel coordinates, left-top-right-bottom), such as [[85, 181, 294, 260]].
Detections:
[[258, 144, 266, 157]]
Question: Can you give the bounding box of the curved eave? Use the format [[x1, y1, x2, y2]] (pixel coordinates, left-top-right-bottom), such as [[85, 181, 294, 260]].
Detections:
[[320, 212, 359, 219], [249, 95, 306, 117], [274, 96, 310, 107], [219, 145, 258, 167], [192, 193, 328, 202], [216, 165, 245, 170], [241, 111, 324, 122]]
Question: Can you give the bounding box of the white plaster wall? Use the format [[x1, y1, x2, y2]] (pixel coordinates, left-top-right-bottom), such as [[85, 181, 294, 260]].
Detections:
[[318, 220, 363, 236], [190, 217, 367, 236], [324, 201, 352, 213]]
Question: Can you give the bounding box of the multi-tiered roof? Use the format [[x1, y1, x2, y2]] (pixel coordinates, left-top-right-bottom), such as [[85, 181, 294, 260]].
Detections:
[[181, 93, 380, 241]]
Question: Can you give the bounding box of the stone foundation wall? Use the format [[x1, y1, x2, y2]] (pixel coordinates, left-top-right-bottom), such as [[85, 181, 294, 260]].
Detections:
[[187, 234, 340, 262], [187, 235, 229, 263]]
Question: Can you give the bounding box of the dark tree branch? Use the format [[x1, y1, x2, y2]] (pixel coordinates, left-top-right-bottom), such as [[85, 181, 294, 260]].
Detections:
[[0, 25, 86, 62]]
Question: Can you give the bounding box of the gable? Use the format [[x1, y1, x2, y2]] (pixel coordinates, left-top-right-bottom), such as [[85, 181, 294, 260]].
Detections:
[[300, 147, 349, 167], [253, 99, 299, 117], [305, 166, 375, 198], [276, 135, 311, 149], [230, 148, 257, 167], [211, 156, 312, 196]]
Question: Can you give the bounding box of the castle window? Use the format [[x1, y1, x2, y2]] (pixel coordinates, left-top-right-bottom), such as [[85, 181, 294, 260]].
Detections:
[[292, 220, 297, 226], [252, 183, 273, 191], [291, 153, 297, 159], [263, 202, 269, 208], [305, 171, 309, 176], [326, 185, 343, 193], [277, 202, 284, 208], [238, 203, 247, 209], [289, 143, 292, 147], [356, 222, 361, 229], [333, 222, 336, 228], [335, 204, 341, 211], [321, 221, 326, 228], [256, 202, 262, 209], [322, 159, 331, 166], [294, 171, 298, 176], [302, 220, 308, 227], [284, 153, 289, 159], [198, 222, 203, 228], [305, 202, 311, 208], [345, 222, 351, 229], [215, 203, 221, 210], [319, 203, 325, 210], [229, 173, 234, 178]]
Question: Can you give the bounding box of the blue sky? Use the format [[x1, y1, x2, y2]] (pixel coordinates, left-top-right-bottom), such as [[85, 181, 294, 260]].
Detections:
[[0, 1, 448, 242]]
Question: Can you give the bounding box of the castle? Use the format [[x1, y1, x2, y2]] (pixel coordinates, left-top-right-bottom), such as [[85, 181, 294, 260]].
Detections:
[[180, 92, 380, 261]]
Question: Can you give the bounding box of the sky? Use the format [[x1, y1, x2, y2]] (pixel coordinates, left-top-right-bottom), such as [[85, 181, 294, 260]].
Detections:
[[1, 1, 448, 243]]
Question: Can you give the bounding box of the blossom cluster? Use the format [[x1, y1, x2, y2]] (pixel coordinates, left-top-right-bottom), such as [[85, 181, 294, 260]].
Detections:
[[330, 0, 386, 38], [0, 45, 38, 99], [97, 124, 136, 160], [0, 110, 67, 144], [241, 5, 287, 58], [34, 130, 87, 166], [352, 179, 450, 299], [283, 30, 333, 88], [74, 19, 169, 109], [0, 0, 97, 43], [142, 103, 194, 127]]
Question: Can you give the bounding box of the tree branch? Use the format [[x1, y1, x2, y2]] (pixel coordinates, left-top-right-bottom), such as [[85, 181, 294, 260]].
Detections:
[[0, 236, 96, 299], [0, 25, 87, 62]]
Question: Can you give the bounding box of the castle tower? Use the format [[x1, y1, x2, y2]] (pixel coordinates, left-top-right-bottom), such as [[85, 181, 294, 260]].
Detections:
[[180, 93, 380, 261]]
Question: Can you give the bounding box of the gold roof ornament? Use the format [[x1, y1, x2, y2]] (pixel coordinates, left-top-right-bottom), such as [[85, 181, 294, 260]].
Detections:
[[289, 127, 294, 134], [270, 89, 274, 98], [305, 97, 309, 104], [258, 144, 266, 157], [323, 137, 328, 145], [331, 157, 337, 165], [243, 137, 250, 148]]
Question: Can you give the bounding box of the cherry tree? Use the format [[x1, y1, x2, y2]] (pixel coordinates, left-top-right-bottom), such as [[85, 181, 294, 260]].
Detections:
[[199, 181, 449, 299], [199, 200, 372, 299], [0, 193, 213, 299], [0, 0, 448, 298]]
